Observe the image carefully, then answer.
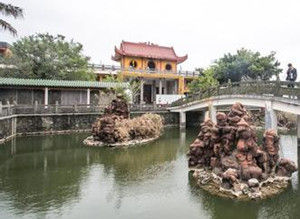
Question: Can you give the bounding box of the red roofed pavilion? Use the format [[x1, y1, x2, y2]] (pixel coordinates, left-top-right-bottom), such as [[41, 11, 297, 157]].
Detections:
[[108, 40, 194, 104], [112, 41, 187, 64]]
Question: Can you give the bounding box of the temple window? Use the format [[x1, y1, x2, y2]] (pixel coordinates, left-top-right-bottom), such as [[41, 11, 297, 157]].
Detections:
[[147, 60, 156, 70], [165, 64, 172, 71], [129, 60, 138, 69]]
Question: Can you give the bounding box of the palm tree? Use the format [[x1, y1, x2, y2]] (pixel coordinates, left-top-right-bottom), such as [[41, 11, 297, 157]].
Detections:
[[0, 2, 23, 36]]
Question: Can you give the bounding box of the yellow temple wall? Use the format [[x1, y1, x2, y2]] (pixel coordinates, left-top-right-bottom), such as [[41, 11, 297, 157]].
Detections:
[[117, 56, 190, 94], [160, 60, 177, 72], [121, 57, 177, 72], [122, 57, 143, 69]]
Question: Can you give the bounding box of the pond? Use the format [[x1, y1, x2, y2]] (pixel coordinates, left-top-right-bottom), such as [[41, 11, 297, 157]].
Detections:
[[0, 128, 298, 219]]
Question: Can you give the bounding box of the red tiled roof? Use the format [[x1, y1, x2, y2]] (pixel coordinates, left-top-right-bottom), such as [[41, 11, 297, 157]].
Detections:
[[112, 41, 188, 63]]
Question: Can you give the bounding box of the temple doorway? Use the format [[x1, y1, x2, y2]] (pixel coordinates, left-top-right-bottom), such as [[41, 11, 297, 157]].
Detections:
[[143, 84, 152, 104]]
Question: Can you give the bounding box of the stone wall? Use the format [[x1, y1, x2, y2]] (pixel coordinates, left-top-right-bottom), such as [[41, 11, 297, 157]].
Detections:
[[0, 111, 186, 144], [0, 114, 100, 144], [16, 114, 100, 134]]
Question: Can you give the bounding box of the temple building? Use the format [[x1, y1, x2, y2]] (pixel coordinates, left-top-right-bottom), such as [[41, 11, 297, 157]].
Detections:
[[107, 41, 198, 104]]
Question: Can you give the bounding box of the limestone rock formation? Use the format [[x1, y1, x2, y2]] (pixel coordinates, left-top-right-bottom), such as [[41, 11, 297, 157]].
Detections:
[[88, 94, 163, 146], [188, 102, 297, 199], [104, 93, 129, 119]]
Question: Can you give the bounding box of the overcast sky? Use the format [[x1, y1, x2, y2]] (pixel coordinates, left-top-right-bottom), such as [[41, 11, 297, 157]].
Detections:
[[1, 0, 300, 79]]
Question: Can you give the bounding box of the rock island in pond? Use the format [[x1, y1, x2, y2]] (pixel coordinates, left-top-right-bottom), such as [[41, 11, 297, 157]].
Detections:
[[188, 102, 297, 200], [84, 94, 163, 147]]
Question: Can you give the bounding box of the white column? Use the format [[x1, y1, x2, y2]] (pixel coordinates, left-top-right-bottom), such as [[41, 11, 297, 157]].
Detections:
[[87, 88, 91, 107], [204, 110, 210, 121], [159, 79, 162, 95], [204, 105, 217, 123], [163, 79, 166, 94], [265, 101, 277, 132], [140, 79, 144, 104], [180, 111, 186, 129], [209, 104, 217, 124], [44, 87, 49, 108], [174, 80, 178, 94], [297, 115, 300, 145], [0, 101, 2, 115]]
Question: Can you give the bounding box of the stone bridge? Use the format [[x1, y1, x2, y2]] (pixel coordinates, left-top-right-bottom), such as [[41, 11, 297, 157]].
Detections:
[[168, 81, 300, 142]]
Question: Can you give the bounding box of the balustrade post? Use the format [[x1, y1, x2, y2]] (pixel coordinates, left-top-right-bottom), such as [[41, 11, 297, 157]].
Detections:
[[274, 80, 280, 97], [0, 101, 2, 116]]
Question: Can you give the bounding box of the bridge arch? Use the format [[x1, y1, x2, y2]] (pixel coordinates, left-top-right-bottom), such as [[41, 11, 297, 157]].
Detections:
[[168, 81, 300, 143]]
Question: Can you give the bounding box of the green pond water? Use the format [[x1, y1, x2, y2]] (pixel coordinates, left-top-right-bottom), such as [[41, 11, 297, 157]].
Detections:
[[0, 128, 299, 219]]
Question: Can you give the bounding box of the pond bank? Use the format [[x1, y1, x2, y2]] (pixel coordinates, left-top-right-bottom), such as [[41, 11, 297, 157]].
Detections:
[[0, 111, 195, 144]]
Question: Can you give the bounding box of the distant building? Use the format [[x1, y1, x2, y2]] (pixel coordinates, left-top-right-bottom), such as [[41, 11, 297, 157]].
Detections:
[[95, 41, 199, 104], [0, 42, 12, 57]]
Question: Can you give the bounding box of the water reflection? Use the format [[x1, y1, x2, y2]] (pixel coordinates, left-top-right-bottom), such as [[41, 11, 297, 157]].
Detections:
[[0, 135, 91, 215], [0, 129, 186, 216], [0, 129, 298, 219]]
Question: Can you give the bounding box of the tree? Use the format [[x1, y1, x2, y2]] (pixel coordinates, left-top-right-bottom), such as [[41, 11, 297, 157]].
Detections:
[[0, 33, 95, 81], [213, 48, 282, 83], [103, 73, 140, 103], [0, 2, 23, 35], [188, 67, 219, 93]]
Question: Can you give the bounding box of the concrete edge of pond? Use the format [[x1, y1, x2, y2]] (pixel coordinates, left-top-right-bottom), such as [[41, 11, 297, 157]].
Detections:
[[0, 129, 91, 145]]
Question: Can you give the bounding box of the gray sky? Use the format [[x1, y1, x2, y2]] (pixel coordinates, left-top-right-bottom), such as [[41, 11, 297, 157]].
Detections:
[[1, 0, 300, 79]]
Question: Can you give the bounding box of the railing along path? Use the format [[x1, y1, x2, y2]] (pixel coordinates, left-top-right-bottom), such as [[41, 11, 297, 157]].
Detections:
[[91, 64, 200, 77], [171, 81, 300, 107], [0, 102, 169, 118]]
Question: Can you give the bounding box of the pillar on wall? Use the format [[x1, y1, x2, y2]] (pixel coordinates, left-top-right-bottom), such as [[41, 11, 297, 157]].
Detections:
[[265, 101, 277, 132], [87, 88, 91, 107], [179, 111, 186, 129], [44, 87, 49, 108], [0, 101, 2, 116], [140, 78, 144, 104], [297, 115, 300, 146]]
